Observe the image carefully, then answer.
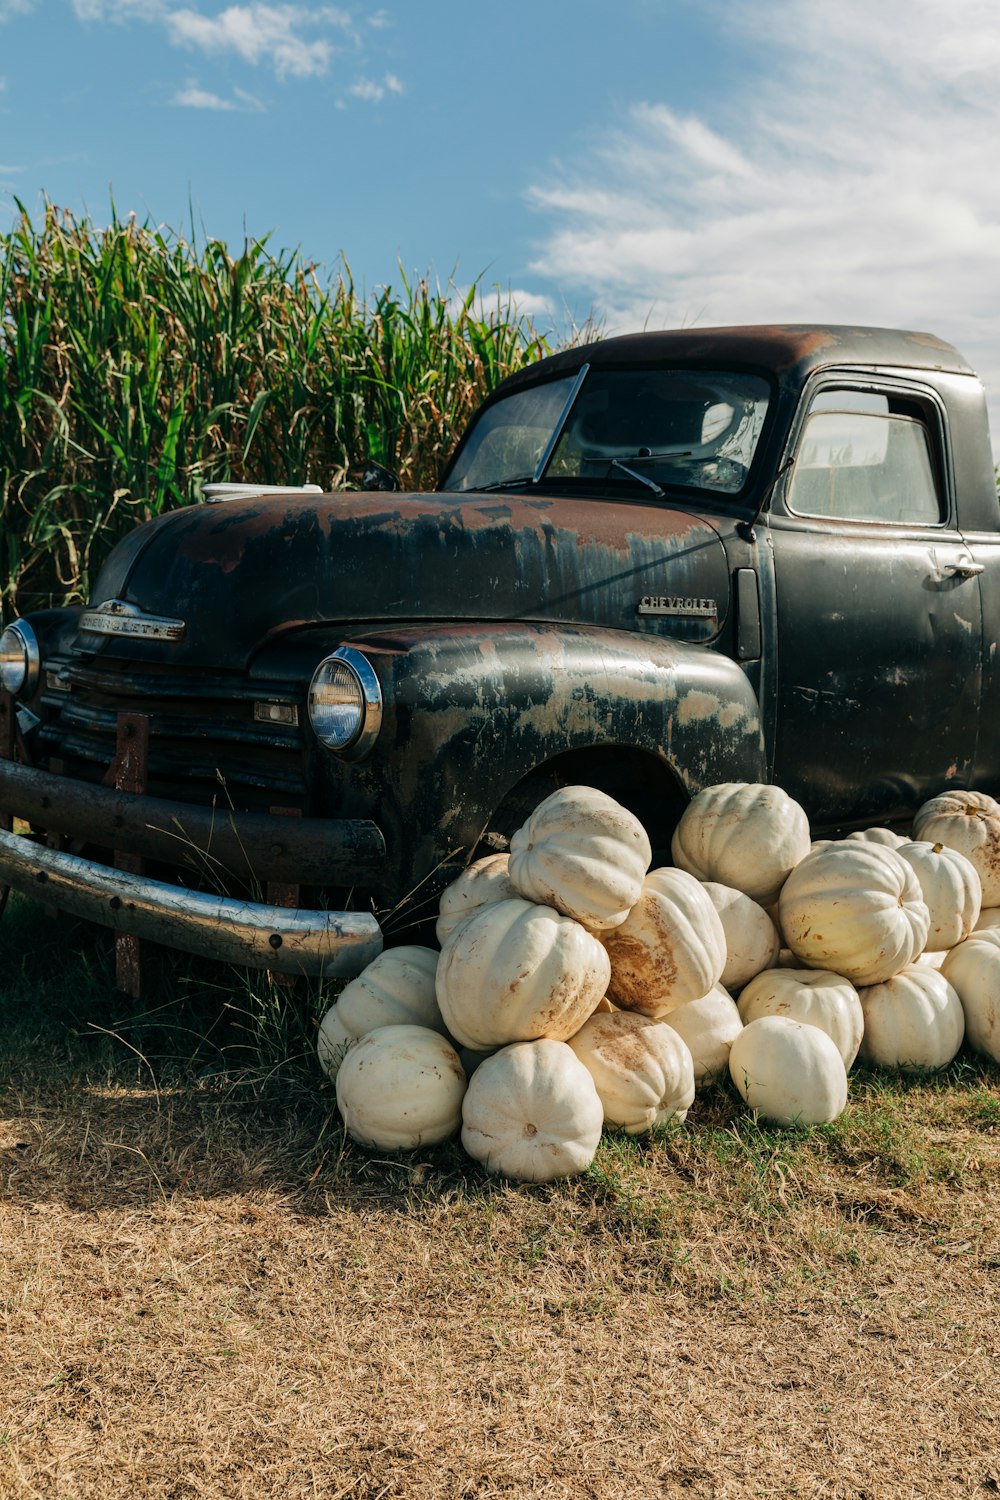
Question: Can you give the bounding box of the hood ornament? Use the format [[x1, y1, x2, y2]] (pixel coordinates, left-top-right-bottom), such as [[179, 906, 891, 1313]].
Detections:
[[79, 600, 186, 642]]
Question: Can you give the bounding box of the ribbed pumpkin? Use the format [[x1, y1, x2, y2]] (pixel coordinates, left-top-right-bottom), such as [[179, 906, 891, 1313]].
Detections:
[[508, 785, 651, 932], [435, 854, 517, 946], [736, 967, 863, 1069], [845, 827, 908, 848], [778, 842, 929, 985], [602, 867, 726, 1014], [896, 840, 981, 951], [661, 985, 743, 1084], [317, 945, 445, 1080], [973, 907, 1000, 931], [461, 1039, 604, 1181], [940, 937, 1000, 1063], [567, 1011, 695, 1134], [858, 966, 965, 1072], [670, 782, 811, 906], [335, 1025, 467, 1150], [702, 881, 781, 992], [435, 897, 611, 1051], [912, 791, 1000, 905], [728, 1016, 848, 1125]]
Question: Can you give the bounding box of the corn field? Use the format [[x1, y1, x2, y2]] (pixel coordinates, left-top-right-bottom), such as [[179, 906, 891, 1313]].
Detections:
[[0, 202, 561, 613]]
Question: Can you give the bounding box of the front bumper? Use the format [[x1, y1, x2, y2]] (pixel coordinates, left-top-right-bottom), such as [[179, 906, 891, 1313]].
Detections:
[[0, 757, 386, 977], [0, 829, 382, 975]]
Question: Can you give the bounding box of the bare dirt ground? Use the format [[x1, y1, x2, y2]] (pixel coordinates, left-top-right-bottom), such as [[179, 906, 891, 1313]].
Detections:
[[3, 1048, 1000, 1499]]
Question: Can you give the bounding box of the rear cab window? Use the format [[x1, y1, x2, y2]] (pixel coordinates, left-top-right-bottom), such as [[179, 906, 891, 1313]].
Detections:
[[786, 387, 945, 526]]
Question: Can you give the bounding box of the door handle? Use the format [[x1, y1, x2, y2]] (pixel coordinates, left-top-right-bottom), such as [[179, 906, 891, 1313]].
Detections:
[[929, 549, 984, 581], [941, 557, 984, 579]]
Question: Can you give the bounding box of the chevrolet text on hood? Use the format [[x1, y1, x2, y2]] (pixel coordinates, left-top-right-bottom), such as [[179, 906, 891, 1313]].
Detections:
[[0, 324, 997, 990]]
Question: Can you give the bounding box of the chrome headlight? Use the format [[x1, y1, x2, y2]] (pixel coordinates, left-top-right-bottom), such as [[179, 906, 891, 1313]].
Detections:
[[308, 647, 382, 758], [0, 619, 41, 697]]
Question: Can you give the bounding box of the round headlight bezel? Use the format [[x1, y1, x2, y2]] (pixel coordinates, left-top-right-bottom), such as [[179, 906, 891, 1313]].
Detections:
[[308, 646, 382, 759], [0, 619, 41, 698]]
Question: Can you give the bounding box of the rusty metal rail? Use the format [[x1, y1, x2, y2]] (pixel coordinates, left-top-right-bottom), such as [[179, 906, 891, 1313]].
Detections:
[[0, 757, 384, 887]]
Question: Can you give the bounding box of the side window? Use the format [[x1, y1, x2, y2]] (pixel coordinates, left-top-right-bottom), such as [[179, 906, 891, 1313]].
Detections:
[[786, 389, 943, 525]]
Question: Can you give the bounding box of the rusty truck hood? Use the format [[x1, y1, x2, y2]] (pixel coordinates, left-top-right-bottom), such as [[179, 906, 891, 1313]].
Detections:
[[85, 489, 731, 669]]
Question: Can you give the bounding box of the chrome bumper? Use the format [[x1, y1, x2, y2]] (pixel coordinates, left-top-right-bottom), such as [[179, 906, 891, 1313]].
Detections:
[[0, 827, 383, 977]]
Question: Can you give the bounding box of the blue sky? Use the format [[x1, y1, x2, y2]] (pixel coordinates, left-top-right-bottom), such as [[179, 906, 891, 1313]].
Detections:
[[2, 0, 1000, 440]]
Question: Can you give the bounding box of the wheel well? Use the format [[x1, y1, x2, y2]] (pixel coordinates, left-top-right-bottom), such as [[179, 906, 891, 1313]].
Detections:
[[479, 747, 688, 868]]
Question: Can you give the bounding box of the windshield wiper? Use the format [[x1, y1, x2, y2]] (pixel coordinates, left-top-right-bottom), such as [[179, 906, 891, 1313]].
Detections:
[[620, 448, 693, 462], [609, 458, 664, 496], [479, 476, 536, 493]]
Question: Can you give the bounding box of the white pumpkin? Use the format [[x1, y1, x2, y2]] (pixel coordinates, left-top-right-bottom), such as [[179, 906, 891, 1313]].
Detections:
[[335, 1025, 467, 1150], [567, 1011, 695, 1134], [778, 842, 929, 985], [602, 867, 726, 1014], [702, 881, 780, 992], [845, 827, 908, 848], [507, 785, 651, 932], [317, 944, 445, 1080], [736, 967, 864, 1070], [940, 938, 1000, 1063], [973, 907, 1000, 931], [728, 1016, 848, 1125], [336, 945, 445, 1038], [858, 966, 965, 1072], [670, 782, 811, 906], [461, 1039, 604, 1181], [435, 897, 611, 1051], [661, 985, 743, 1085], [435, 854, 518, 946], [912, 791, 1000, 905], [896, 840, 981, 951]]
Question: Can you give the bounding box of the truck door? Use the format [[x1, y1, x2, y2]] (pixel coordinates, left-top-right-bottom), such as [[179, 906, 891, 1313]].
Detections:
[[767, 380, 982, 829]]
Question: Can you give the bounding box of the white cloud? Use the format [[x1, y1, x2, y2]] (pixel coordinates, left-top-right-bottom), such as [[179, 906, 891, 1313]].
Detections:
[[349, 70, 402, 102], [167, 4, 351, 80], [529, 0, 1000, 441], [0, 0, 34, 19], [172, 78, 264, 109]]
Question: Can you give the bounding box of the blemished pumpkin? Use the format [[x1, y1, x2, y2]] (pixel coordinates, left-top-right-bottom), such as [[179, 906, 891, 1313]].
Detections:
[[661, 985, 743, 1085], [602, 867, 726, 1013], [508, 785, 651, 932], [736, 967, 864, 1070], [567, 1011, 695, 1134], [461, 1039, 604, 1181], [670, 782, 811, 906], [728, 1015, 848, 1125], [317, 944, 445, 1080], [858, 966, 965, 1072], [778, 842, 929, 984], [912, 791, 1000, 905], [435, 854, 518, 946], [702, 881, 781, 992], [896, 840, 981, 951], [335, 1025, 467, 1150], [940, 938, 1000, 1064], [435, 897, 611, 1051]]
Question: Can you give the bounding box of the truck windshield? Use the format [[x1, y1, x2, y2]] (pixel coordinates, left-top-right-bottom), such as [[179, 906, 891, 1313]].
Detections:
[[442, 367, 771, 496]]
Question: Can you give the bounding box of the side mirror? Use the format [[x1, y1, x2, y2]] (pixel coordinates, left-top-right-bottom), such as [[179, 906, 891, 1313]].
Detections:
[[363, 460, 401, 492]]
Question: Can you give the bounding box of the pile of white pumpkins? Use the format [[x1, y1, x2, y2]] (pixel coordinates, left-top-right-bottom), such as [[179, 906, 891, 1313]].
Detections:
[[316, 782, 1000, 1183]]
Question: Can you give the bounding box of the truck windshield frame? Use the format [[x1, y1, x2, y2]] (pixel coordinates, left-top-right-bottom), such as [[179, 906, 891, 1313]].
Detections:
[[441, 366, 772, 497]]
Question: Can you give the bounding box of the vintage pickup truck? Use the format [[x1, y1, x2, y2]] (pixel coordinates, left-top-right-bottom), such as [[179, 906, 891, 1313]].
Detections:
[[0, 324, 996, 983]]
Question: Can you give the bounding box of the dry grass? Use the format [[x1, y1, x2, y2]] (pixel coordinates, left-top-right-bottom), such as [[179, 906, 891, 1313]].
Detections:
[[1, 902, 1000, 1498]]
